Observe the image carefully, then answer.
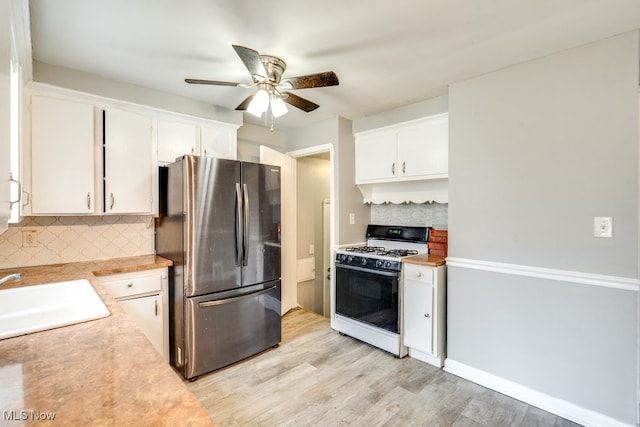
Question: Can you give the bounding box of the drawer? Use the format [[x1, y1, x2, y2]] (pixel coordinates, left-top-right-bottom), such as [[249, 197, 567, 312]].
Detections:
[[403, 264, 434, 284], [102, 274, 161, 299]]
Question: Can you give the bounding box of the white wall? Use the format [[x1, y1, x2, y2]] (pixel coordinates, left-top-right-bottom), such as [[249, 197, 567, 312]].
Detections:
[[287, 116, 370, 246], [296, 157, 330, 259], [352, 94, 448, 133], [447, 31, 639, 425], [33, 61, 242, 126]]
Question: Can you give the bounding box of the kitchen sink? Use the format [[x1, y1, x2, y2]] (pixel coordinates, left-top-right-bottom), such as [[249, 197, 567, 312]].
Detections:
[[0, 279, 110, 340]]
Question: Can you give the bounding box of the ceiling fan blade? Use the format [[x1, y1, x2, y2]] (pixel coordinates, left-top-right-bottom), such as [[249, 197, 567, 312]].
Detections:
[[282, 92, 319, 112], [185, 78, 243, 87], [235, 94, 254, 111], [232, 45, 267, 81], [281, 71, 339, 90]]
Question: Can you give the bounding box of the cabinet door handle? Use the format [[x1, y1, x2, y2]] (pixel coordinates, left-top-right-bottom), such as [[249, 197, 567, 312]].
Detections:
[[424, 313, 430, 318], [402, 161, 406, 174], [155, 300, 158, 316], [203, 148, 208, 156], [8, 173, 21, 208], [392, 162, 396, 175], [110, 193, 115, 210], [415, 271, 423, 277], [86, 193, 91, 210], [127, 283, 133, 288]]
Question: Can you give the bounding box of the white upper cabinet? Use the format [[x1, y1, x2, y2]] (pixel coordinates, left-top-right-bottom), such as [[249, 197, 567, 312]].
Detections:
[[200, 125, 237, 159], [24, 84, 238, 216], [156, 117, 237, 163], [156, 119, 197, 163], [104, 108, 153, 214], [355, 113, 448, 184], [28, 92, 155, 216], [30, 95, 96, 214], [396, 115, 448, 179], [354, 130, 397, 182]]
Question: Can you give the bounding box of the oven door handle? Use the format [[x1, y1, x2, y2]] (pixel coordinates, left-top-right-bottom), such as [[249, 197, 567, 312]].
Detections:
[[335, 263, 400, 277]]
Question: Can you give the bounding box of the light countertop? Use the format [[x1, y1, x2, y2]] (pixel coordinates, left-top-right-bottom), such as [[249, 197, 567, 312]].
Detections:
[[0, 255, 216, 426], [403, 254, 447, 267]]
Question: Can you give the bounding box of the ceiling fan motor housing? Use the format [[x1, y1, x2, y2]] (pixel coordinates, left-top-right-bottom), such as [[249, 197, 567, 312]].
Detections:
[[258, 55, 286, 84]]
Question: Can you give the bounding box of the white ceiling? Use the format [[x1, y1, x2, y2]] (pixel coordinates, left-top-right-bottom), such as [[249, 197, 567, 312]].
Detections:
[[29, 0, 640, 130]]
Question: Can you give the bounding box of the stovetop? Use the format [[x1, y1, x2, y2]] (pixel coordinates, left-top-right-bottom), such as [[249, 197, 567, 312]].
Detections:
[[343, 246, 420, 258], [335, 225, 430, 271]]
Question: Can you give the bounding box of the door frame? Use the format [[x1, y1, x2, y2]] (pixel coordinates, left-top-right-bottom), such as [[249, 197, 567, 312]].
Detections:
[[287, 144, 334, 317]]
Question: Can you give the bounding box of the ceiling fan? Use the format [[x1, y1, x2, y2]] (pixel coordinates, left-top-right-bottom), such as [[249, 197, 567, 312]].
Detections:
[[185, 45, 339, 123]]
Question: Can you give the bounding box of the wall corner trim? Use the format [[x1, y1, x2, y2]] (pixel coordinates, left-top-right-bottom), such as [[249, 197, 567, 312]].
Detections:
[[445, 257, 639, 292], [444, 359, 634, 427]]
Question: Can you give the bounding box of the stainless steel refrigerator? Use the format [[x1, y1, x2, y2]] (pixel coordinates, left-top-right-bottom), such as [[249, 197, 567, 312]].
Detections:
[[156, 155, 281, 380]]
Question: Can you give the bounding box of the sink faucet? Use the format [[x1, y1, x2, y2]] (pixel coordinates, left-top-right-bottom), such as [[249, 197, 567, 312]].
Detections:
[[0, 273, 22, 286]]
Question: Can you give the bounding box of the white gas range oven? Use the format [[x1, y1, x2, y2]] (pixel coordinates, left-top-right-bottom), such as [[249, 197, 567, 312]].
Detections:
[[332, 224, 430, 357]]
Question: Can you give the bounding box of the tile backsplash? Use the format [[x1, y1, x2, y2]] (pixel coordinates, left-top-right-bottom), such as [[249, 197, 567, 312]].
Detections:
[[0, 216, 155, 269], [370, 203, 448, 229], [0, 205, 447, 269]]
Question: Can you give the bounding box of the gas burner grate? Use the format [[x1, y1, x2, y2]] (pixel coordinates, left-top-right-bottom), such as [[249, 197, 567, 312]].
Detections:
[[345, 246, 386, 254], [382, 249, 419, 258], [343, 246, 419, 258]]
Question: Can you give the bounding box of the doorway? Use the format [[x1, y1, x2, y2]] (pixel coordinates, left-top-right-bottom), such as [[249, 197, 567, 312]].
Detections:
[[290, 146, 332, 317]]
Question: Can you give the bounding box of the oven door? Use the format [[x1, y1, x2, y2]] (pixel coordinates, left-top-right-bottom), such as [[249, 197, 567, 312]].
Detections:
[[335, 263, 400, 334]]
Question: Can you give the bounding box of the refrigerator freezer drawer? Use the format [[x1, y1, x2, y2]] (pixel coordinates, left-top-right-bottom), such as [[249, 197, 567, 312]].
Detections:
[[182, 281, 281, 380]]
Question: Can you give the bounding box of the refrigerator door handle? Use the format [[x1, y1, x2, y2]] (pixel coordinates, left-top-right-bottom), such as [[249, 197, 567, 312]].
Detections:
[[242, 183, 250, 267], [235, 183, 243, 267], [198, 285, 277, 308]]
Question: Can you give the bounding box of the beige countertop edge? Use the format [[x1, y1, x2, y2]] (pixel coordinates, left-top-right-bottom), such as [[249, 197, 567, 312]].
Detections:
[[0, 255, 216, 426]]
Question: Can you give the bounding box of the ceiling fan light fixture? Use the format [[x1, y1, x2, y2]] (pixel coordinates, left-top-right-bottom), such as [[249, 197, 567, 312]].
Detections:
[[271, 96, 288, 118], [247, 88, 269, 117]]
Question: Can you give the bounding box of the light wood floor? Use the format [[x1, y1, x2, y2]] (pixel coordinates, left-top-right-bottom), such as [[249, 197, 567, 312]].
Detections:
[[188, 308, 581, 427]]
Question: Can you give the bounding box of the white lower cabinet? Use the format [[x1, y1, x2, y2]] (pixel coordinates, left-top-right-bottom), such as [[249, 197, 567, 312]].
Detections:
[[99, 268, 168, 361], [403, 263, 446, 367]]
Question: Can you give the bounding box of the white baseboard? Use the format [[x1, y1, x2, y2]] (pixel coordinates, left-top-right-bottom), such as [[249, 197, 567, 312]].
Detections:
[[444, 359, 634, 427], [408, 348, 443, 368]]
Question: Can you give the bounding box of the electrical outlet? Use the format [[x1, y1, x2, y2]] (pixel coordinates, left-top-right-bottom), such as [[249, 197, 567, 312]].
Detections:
[[22, 229, 38, 247], [349, 213, 355, 225], [309, 244, 315, 255], [593, 217, 613, 238]]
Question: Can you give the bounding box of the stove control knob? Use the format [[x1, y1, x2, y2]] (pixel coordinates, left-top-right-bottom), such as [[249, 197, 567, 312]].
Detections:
[[385, 261, 392, 268], [375, 259, 384, 268], [361, 257, 367, 266], [347, 255, 354, 263]]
